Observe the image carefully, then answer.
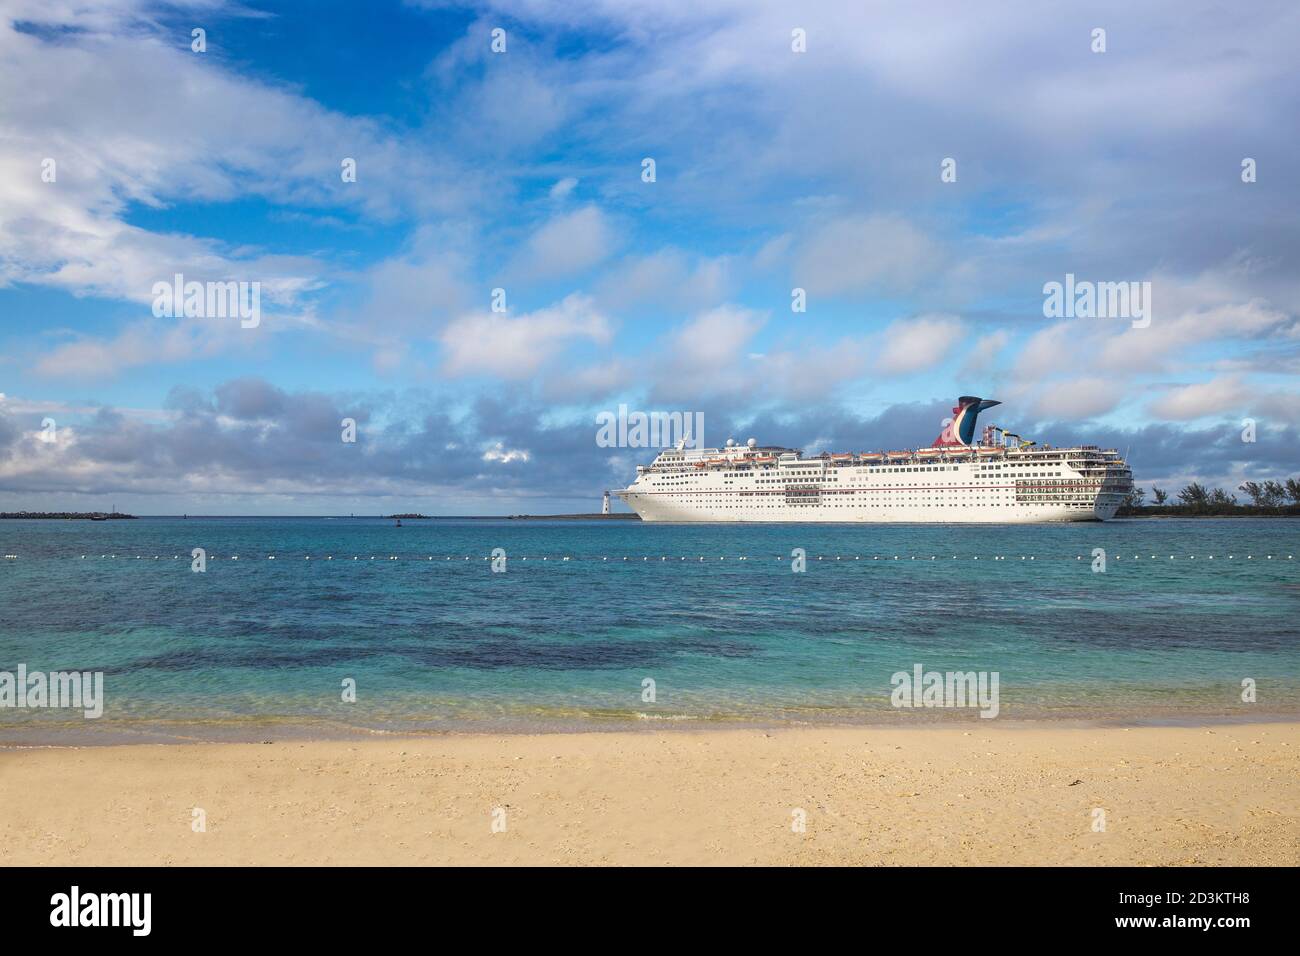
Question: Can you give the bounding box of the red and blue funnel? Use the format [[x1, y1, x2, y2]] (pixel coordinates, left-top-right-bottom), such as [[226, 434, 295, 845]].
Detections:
[[932, 396, 1001, 447]]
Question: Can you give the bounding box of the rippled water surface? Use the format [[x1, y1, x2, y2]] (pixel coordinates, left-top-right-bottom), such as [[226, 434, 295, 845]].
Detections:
[[1, 517, 1297, 741]]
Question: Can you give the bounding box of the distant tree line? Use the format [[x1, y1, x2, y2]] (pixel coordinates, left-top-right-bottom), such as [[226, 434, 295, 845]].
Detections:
[[0, 511, 137, 519], [1118, 478, 1300, 517]]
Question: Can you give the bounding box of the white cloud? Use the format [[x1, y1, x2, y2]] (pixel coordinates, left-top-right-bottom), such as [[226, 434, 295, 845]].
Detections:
[[32, 315, 267, 380], [0, 7, 472, 317], [794, 216, 939, 297], [961, 329, 1011, 374], [664, 305, 764, 369], [549, 177, 578, 199], [1026, 377, 1124, 420], [873, 315, 963, 375], [482, 443, 530, 463], [1147, 376, 1252, 421], [439, 294, 611, 378], [513, 205, 617, 279], [596, 248, 732, 311]]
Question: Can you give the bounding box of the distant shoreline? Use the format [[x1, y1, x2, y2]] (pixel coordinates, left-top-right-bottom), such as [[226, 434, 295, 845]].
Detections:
[[1118, 506, 1299, 519], [8, 511, 1300, 521], [0, 512, 137, 520], [0, 512, 641, 520]]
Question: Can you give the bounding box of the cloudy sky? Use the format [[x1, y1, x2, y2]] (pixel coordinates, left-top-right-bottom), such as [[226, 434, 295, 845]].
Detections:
[[2, 0, 1298, 514]]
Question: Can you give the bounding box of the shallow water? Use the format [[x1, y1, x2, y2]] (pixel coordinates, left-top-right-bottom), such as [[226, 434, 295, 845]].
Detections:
[[1, 516, 1297, 742]]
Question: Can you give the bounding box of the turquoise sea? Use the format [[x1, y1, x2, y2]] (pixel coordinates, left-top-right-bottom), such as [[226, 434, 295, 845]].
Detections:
[[1, 517, 1297, 742]]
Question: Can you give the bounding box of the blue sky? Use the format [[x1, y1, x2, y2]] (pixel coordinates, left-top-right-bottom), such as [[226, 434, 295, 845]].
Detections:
[[1, 0, 1298, 514]]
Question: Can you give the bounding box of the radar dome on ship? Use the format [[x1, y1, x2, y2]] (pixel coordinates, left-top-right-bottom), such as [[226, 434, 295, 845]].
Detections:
[[747, 438, 756, 448]]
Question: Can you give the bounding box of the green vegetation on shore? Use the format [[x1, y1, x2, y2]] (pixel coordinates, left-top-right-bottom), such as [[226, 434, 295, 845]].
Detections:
[[1118, 479, 1300, 518]]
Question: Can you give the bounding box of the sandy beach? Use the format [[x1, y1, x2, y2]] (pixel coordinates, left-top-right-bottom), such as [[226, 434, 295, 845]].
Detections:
[[1, 722, 1296, 866]]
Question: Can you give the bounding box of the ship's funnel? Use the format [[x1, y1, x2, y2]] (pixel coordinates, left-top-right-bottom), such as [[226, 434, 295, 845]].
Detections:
[[932, 396, 1002, 447]]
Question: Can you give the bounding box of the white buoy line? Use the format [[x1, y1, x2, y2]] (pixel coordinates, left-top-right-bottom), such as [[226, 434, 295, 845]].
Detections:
[[16, 552, 1297, 565]]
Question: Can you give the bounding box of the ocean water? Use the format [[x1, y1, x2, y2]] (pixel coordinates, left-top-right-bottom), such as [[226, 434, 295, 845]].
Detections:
[[1, 517, 1297, 741]]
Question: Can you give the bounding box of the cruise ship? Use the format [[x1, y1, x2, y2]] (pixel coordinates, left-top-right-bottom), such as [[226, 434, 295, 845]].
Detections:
[[615, 397, 1133, 523]]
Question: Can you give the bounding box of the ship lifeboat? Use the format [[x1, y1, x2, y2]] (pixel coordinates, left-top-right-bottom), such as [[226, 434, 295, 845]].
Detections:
[[861, 453, 883, 461], [753, 455, 776, 464], [831, 453, 852, 462], [693, 461, 707, 469]]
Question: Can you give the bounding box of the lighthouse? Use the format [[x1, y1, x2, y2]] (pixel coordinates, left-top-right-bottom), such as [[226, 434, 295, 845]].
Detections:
[[602, 491, 611, 515]]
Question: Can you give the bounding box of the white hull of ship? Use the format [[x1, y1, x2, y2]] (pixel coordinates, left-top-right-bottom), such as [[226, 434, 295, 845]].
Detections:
[[620, 494, 1118, 523]]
